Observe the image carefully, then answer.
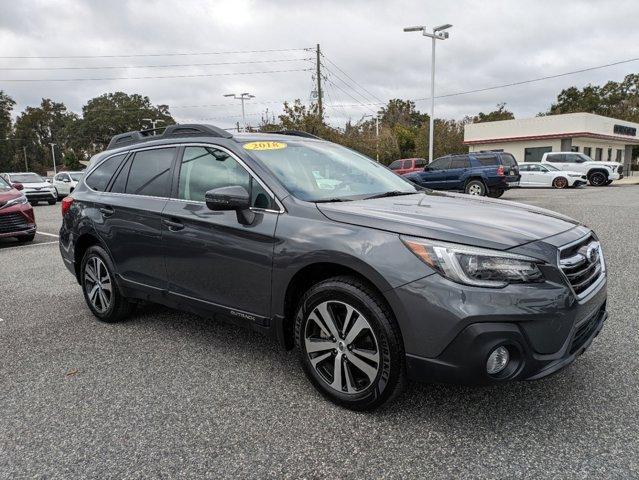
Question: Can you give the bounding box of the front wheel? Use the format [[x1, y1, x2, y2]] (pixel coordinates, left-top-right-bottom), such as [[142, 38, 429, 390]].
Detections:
[[295, 276, 406, 410], [81, 245, 133, 323], [465, 180, 486, 196], [588, 171, 607, 186], [48, 198, 57, 205], [552, 176, 568, 189]]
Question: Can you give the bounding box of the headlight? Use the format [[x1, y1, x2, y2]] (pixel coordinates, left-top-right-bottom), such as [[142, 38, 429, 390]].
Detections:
[[402, 237, 544, 288], [3, 195, 29, 208]]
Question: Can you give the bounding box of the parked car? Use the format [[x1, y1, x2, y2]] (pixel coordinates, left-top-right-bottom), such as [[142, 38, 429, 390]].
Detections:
[[53, 171, 85, 199], [404, 151, 520, 197], [60, 125, 608, 410], [389, 158, 427, 175], [540, 152, 623, 186], [0, 175, 36, 242], [0, 172, 57, 205], [519, 163, 587, 188]]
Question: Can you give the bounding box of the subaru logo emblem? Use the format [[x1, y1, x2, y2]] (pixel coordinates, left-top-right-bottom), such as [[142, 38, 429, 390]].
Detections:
[[586, 243, 599, 264]]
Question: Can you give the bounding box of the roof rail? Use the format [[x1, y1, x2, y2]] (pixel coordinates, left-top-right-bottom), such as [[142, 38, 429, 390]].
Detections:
[[267, 130, 321, 140], [106, 123, 233, 150]]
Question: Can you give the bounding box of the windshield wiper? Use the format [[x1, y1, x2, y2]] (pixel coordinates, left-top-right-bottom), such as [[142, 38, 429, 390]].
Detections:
[[314, 198, 353, 203], [363, 191, 416, 200]]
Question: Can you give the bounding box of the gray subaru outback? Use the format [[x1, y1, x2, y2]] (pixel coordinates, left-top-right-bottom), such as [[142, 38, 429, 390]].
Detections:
[[59, 124, 607, 410]]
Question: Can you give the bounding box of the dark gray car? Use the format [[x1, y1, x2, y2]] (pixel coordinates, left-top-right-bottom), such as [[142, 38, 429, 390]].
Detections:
[[59, 125, 608, 410]]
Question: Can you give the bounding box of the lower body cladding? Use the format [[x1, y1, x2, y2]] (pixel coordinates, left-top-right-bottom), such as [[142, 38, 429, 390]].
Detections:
[[388, 272, 607, 385]]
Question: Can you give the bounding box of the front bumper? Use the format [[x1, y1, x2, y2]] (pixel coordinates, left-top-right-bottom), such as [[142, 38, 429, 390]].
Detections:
[[0, 203, 36, 238], [24, 189, 56, 201]]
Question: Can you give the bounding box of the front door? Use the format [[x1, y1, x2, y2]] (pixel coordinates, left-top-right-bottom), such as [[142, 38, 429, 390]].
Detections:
[[162, 145, 279, 318]]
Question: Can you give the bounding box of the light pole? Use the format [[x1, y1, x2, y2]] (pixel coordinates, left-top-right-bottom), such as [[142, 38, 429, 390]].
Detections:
[[403, 23, 452, 163], [358, 114, 381, 162], [49, 143, 57, 175], [142, 118, 164, 130], [224, 93, 255, 132]]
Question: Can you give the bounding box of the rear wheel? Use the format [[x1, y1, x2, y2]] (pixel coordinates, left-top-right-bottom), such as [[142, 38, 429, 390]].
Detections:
[[465, 179, 486, 196], [81, 245, 132, 323], [552, 176, 568, 189], [588, 171, 607, 186], [295, 276, 405, 410]]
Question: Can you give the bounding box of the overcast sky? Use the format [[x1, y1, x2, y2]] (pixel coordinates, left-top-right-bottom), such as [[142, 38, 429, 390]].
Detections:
[[1, 0, 638, 129]]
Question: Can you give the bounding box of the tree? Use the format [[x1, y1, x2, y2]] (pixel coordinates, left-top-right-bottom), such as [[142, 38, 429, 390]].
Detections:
[[0, 91, 16, 172], [79, 92, 174, 155], [378, 99, 426, 128], [63, 151, 81, 170], [473, 103, 514, 123], [13, 98, 78, 174]]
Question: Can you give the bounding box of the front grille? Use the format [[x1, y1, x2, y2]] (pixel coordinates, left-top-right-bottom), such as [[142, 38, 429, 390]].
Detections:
[[0, 212, 30, 233], [569, 307, 603, 355], [559, 234, 605, 298]]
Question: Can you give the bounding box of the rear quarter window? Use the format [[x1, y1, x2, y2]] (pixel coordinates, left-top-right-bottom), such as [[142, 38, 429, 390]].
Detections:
[[545, 154, 564, 163], [85, 153, 128, 191], [500, 153, 518, 167], [475, 156, 499, 166]]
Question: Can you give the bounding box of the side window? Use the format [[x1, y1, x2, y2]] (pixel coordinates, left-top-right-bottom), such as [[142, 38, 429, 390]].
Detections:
[[178, 146, 274, 209], [450, 157, 470, 169], [109, 157, 132, 193], [415, 159, 427, 167], [388, 160, 402, 170], [476, 156, 499, 166], [124, 148, 175, 197], [519, 165, 530, 172], [530, 164, 542, 172], [402, 160, 413, 169], [428, 158, 451, 170], [85, 153, 127, 192], [545, 154, 564, 163], [500, 153, 517, 167], [563, 154, 582, 163]]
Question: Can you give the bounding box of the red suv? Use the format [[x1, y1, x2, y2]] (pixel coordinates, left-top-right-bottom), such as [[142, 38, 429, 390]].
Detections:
[[389, 158, 427, 175], [0, 175, 36, 242]]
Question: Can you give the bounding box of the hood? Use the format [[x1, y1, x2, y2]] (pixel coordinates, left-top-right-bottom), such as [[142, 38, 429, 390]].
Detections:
[[21, 181, 52, 189], [0, 190, 22, 207], [317, 191, 580, 250]]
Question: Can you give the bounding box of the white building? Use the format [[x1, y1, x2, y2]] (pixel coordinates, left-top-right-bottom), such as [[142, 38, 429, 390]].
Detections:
[[464, 113, 638, 172]]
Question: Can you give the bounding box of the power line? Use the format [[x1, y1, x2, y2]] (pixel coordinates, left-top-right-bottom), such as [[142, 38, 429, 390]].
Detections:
[[321, 54, 384, 104], [0, 57, 313, 71], [323, 76, 377, 113], [0, 68, 312, 82], [0, 47, 313, 59], [321, 63, 378, 108]]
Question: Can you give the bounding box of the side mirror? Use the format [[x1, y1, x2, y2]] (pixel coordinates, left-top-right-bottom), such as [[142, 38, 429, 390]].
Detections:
[[205, 185, 255, 225], [11, 183, 23, 191]]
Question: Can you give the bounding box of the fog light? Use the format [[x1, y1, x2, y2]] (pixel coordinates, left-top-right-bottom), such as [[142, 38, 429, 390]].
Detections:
[[486, 346, 509, 375]]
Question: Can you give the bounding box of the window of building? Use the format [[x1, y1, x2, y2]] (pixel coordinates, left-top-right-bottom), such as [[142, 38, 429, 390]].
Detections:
[[616, 149, 623, 161], [178, 146, 273, 209], [595, 148, 603, 161], [524, 146, 552, 162], [571, 146, 579, 152], [125, 148, 176, 197], [607, 148, 612, 161], [85, 153, 128, 192], [584, 147, 592, 158]]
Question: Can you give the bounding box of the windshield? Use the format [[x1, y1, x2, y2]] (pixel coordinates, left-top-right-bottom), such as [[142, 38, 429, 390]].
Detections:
[[245, 140, 419, 201], [10, 173, 44, 183], [0, 175, 11, 191], [69, 172, 84, 181]]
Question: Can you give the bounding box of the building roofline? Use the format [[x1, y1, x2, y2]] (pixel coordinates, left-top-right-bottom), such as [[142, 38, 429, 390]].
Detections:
[[464, 131, 639, 145]]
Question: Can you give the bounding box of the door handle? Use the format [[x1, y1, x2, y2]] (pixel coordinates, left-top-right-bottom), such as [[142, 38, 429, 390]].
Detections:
[[163, 218, 185, 231], [99, 206, 114, 217]]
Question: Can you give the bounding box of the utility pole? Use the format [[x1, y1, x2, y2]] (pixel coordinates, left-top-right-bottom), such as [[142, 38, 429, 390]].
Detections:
[[375, 116, 380, 162], [404, 24, 452, 163], [142, 118, 164, 130], [224, 93, 255, 132], [49, 143, 57, 175], [23, 146, 28, 170], [316, 43, 323, 121]]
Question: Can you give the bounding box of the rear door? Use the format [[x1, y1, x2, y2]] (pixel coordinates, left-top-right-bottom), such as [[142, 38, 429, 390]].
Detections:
[[95, 146, 177, 290], [162, 145, 279, 318]]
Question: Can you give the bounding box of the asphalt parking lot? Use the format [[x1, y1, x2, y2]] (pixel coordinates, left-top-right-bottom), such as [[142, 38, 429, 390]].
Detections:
[[1, 186, 638, 479]]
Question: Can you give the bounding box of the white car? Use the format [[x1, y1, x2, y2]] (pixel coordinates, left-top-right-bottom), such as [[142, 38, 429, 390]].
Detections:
[[0, 172, 57, 205], [53, 171, 84, 199], [541, 152, 623, 186], [518, 163, 587, 188]]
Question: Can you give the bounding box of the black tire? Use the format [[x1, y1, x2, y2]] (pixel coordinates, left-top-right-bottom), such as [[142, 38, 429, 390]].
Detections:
[[552, 176, 569, 189], [604, 180, 613, 185], [295, 276, 406, 411], [17, 233, 35, 243], [30, 200, 38, 206], [80, 245, 133, 323], [487, 189, 504, 198], [588, 171, 607, 186], [465, 179, 486, 196], [48, 199, 56, 205]]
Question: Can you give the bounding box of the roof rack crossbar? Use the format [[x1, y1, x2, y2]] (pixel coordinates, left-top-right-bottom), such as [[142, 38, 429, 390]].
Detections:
[[266, 130, 321, 140], [106, 123, 233, 150]]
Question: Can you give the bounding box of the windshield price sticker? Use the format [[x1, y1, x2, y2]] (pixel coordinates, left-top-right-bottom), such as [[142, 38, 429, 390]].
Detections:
[[243, 141, 287, 151]]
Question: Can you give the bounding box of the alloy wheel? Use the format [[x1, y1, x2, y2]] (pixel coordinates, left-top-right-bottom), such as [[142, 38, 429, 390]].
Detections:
[[554, 177, 568, 188], [84, 256, 112, 313], [468, 184, 483, 195], [590, 172, 606, 186], [304, 301, 380, 394]]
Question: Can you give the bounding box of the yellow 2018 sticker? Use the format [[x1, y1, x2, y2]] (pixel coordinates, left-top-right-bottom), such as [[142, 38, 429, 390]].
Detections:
[[243, 141, 287, 151]]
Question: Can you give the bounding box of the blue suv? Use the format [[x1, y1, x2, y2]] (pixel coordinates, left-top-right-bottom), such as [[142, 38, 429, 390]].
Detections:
[[404, 151, 521, 198]]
